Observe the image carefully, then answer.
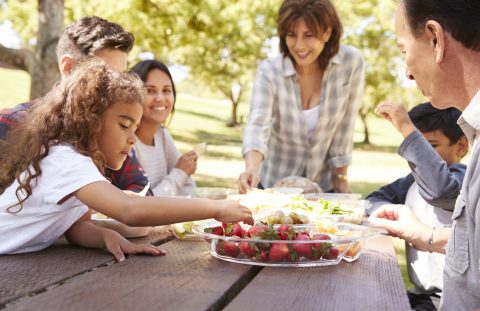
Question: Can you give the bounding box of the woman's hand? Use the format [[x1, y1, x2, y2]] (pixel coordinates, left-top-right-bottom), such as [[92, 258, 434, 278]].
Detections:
[[176, 150, 198, 175], [332, 176, 350, 193], [332, 167, 350, 193], [238, 168, 260, 194], [102, 229, 166, 262], [214, 200, 254, 225]]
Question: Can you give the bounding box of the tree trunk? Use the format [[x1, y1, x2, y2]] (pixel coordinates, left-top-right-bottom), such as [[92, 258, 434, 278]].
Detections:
[[227, 84, 244, 127], [0, 0, 63, 99], [30, 0, 64, 99], [360, 111, 370, 145]]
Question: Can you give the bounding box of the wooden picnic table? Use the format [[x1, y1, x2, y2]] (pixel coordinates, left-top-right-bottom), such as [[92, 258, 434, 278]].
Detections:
[[0, 226, 410, 311]]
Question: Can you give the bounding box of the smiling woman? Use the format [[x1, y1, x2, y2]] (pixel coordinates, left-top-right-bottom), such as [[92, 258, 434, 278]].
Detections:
[[239, 0, 365, 195], [131, 60, 198, 197]]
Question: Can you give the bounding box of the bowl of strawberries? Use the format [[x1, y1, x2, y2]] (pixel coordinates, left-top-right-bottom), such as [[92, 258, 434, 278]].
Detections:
[[192, 221, 378, 267]]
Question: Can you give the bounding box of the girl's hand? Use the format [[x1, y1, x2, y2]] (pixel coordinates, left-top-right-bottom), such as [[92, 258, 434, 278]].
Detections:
[[214, 200, 254, 225], [102, 229, 166, 262], [176, 150, 198, 175], [238, 168, 260, 194]]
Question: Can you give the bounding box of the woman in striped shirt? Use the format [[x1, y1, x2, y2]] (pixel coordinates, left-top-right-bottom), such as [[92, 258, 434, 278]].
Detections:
[[239, 0, 365, 193]]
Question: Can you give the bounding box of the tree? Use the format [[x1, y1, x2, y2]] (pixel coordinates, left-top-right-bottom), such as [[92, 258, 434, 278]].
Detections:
[[337, 0, 401, 144], [337, 0, 424, 144], [173, 0, 279, 127], [0, 0, 63, 99]]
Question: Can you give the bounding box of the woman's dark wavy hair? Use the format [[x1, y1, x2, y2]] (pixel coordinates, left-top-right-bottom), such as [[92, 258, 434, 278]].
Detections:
[[130, 60, 176, 125], [402, 0, 480, 51], [0, 60, 145, 213], [277, 0, 343, 70], [408, 102, 464, 143]]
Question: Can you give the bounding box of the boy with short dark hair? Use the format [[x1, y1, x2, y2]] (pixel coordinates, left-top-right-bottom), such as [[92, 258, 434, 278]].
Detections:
[[367, 101, 468, 311], [0, 16, 149, 194]]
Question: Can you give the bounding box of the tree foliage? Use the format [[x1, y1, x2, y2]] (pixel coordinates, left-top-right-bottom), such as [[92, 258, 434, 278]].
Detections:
[[1, 0, 425, 140]]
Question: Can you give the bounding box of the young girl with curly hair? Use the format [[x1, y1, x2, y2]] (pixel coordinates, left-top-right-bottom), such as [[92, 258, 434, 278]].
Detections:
[[0, 61, 253, 261]]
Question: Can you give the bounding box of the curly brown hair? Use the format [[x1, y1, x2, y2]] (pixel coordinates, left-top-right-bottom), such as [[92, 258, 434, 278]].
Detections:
[[0, 60, 145, 213], [277, 0, 343, 70]]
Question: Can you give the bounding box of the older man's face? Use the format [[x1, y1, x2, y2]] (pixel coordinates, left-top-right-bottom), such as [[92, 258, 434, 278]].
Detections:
[[395, 4, 451, 109]]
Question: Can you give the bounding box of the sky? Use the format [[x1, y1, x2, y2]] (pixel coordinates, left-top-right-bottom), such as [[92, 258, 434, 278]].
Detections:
[[0, 20, 21, 48]]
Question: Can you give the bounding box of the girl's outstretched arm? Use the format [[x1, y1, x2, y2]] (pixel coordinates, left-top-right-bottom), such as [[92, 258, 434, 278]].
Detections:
[[75, 181, 254, 227], [65, 218, 165, 262]]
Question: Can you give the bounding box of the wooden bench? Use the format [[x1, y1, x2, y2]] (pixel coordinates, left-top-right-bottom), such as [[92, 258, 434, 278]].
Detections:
[[0, 227, 410, 311]]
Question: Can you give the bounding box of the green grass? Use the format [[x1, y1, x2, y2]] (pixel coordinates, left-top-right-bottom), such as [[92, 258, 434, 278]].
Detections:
[[0, 68, 30, 108], [0, 70, 412, 289]]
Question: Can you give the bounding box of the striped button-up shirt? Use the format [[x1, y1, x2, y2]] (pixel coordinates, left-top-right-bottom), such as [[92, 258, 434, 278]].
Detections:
[[242, 45, 365, 191]]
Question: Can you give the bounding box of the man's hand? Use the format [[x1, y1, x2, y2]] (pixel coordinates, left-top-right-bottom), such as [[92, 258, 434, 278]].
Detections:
[[368, 204, 432, 251]]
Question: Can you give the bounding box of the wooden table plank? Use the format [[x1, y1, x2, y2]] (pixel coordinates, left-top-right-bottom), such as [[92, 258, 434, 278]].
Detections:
[[224, 235, 410, 311], [3, 238, 261, 311], [0, 226, 173, 308]]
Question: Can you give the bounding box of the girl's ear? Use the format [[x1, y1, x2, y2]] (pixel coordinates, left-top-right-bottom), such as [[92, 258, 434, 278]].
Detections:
[[456, 136, 469, 158], [59, 54, 75, 78]]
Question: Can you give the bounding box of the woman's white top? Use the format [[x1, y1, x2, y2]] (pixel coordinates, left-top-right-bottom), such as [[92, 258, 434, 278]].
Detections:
[[303, 105, 321, 140], [0, 145, 106, 254], [133, 127, 196, 196]]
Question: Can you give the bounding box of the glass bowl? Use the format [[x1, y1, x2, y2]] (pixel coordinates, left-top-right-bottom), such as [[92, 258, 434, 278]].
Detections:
[[194, 187, 237, 200], [192, 221, 378, 267]]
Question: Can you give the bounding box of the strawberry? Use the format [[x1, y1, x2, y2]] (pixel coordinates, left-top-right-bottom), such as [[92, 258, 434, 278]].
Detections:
[[225, 223, 243, 237], [269, 243, 289, 261], [324, 247, 339, 260], [248, 225, 269, 239], [204, 226, 224, 236], [239, 241, 258, 257], [312, 233, 331, 240], [277, 224, 295, 240], [311, 233, 332, 256], [223, 241, 240, 258], [292, 233, 312, 257], [256, 249, 269, 262]]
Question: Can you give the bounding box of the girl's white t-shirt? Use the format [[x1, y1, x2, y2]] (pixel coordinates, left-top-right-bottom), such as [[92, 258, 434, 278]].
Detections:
[[0, 145, 106, 254]]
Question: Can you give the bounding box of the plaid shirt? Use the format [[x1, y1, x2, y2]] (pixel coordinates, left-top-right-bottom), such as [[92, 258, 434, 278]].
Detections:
[[242, 45, 365, 191], [0, 102, 151, 195]]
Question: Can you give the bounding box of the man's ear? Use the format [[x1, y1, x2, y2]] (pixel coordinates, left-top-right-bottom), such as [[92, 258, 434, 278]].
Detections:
[[456, 136, 469, 158], [59, 54, 75, 77], [425, 20, 445, 63]]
